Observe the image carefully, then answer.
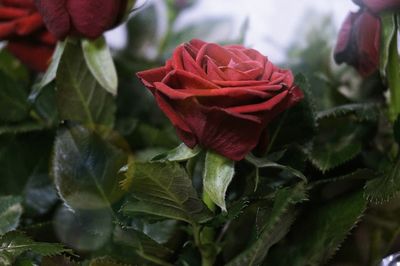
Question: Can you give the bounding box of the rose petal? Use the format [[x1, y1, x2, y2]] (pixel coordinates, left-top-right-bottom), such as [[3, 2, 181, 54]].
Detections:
[[188, 106, 263, 161], [35, 0, 70, 39], [67, 0, 121, 39], [162, 69, 220, 90], [0, 20, 15, 38], [7, 40, 53, 72], [0, 7, 30, 19], [137, 66, 169, 88], [15, 12, 43, 35]]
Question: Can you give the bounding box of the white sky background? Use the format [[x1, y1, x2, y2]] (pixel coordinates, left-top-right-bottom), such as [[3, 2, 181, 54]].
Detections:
[[106, 0, 358, 62]]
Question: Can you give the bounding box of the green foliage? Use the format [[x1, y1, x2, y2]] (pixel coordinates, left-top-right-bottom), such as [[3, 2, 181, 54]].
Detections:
[[364, 157, 400, 203], [0, 196, 22, 235], [53, 206, 113, 252], [203, 151, 235, 212], [114, 227, 173, 261], [0, 71, 30, 123], [42, 255, 78, 266], [38, 42, 66, 89], [56, 40, 116, 131], [82, 37, 118, 96], [227, 183, 307, 266], [316, 103, 380, 122], [0, 3, 397, 266], [87, 257, 131, 266], [380, 14, 397, 78], [266, 190, 366, 266], [152, 143, 201, 162], [268, 74, 317, 149], [394, 115, 400, 144], [246, 154, 307, 182], [0, 231, 70, 266], [52, 124, 127, 210], [121, 161, 212, 224], [307, 107, 374, 173]]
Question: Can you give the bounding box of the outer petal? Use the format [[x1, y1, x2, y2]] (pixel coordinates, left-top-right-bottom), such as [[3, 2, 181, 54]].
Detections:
[[67, 0, 121, 39], [136, 66, 169, 88], [334, 10, 380, 76], [355, 0, 400, 13], [0, 21, 15, 39], [355, 10, 380, 76], [334, 12, 356, 65], [181, 104, 264, 161], [35, 0, 70, 39], [7, 40, 53, 72]]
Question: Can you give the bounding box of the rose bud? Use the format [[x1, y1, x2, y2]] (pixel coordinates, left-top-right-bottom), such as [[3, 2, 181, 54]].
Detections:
[[353, 0, 400, 13], [34, 0, 130, 40], [334, 10, 381, 77], [0, 0, 56, 72], [137, 39, 304, 161]]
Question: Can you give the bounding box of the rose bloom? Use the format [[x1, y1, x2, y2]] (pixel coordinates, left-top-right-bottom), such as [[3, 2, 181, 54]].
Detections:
[[35, 0, 129, 39], [334, 10, 380, 77], [353, 0, 400, 13], [0, 0, 56, 72], [137, 39, 304, 161]]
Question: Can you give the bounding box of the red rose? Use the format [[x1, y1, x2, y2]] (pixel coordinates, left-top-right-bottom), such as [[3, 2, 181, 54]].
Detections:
[[334, 10, 380, 77], [34, 0, 129, 40], [353, 0, 400, 13], [0, 0, 56, 72], [137, 39, 304, 161]]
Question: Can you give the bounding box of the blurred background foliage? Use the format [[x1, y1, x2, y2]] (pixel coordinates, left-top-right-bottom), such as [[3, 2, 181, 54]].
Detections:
[[0, 0, 399, 265]]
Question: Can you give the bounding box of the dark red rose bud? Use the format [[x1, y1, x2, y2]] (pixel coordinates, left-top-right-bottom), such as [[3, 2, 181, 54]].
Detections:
[[137, 39, 304, 161], [0, 0, 56, 72], [34, 0, 128, 40], [334, 10, 380, 77], [353, 0, 400, 13]]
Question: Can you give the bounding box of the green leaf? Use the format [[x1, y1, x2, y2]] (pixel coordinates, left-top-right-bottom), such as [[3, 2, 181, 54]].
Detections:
[[380, 14, 397, 78], [52, 124, 127, 210], [394, 115, 400, 144], [266, 190, 366, 266], [23, 173, 58, 216], [53, 205, 113, 252], [56, 40, 115, 131], [0, 49, 29, 82], [121, 161, 212, 224], [42, 255, 78, 266], [82, 37, 118, 95], [268, 74, 317, 148], [31, 83, 59, 127], [364, 157, 400, 203], [0, 71, 30, 123], [246, 154, 307, 182], [88, 257, 130, 266], [0, 196, 22, 235], [0, 122, 45, 136], [316, 103, 380, 122], [307, 118, 366, 173], [152, 143, 201, 162], [227, 183, 307, 266], [37, 41, 66, 90], [0, 133, 53, 195], [203, 151, 235, 212], [0, 231, 70, 266], [206, 200, 249, 227], [387, 14, 400, 121], [114, 227, 173, 260]]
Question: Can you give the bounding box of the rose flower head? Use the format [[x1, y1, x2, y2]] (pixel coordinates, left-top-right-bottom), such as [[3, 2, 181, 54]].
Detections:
[[0, 0, 56, 72], [353, 0, 400, 14], [334, 10, 380, 77], [137, 39, 304, 161], [35, 0, 131, 40]]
